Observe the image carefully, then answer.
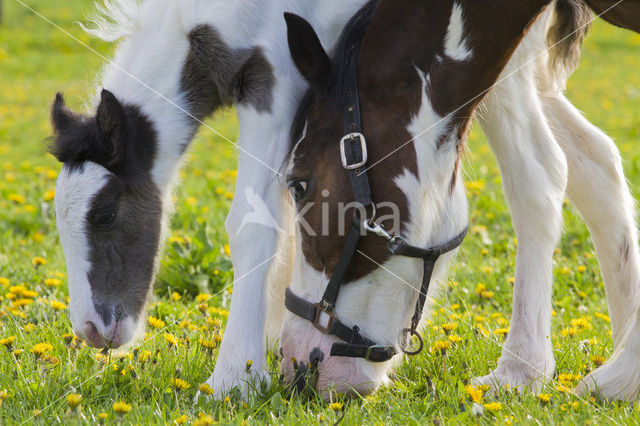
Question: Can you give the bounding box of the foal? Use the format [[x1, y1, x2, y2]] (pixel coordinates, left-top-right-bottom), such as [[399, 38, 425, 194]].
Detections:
[[280, 0, 640, 398]]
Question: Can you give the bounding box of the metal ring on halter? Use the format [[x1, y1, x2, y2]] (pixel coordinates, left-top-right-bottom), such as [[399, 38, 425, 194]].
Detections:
[[401, 328, 424, 356]]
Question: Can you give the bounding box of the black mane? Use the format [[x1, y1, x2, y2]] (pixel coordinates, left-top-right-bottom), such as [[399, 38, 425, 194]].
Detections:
[[287, 0, 380, 166]]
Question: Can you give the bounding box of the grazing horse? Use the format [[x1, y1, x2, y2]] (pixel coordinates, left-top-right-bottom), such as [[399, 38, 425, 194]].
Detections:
[[280, 0, 640, 398], [49, 0, 640, 399]]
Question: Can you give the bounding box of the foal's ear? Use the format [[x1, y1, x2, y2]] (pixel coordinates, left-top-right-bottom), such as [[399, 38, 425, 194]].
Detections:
[[284, 12, 331, 90], [96, 89, 126, 164], [52, 93, 82, 132]]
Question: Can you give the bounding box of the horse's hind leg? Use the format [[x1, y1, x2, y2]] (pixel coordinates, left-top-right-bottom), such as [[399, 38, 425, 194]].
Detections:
[[543, 94, 640, 400], [543, 94, 640, 346]]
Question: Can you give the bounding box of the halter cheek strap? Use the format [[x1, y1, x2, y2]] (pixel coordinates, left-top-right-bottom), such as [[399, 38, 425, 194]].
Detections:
[[284, 38, 468, 363]]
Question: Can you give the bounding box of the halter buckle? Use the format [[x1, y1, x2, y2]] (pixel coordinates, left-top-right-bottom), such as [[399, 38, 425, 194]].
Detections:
[[312, 301, 337, 335], [340, 133, 368, 170]]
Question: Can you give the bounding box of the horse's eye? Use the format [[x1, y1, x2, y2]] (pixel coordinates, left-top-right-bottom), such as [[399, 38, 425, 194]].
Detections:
[[96, 210, 117, 230], [288, 180, 309, 201]]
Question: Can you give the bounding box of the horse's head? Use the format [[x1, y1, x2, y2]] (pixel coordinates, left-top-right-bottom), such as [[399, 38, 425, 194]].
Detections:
[[50, 90, 163, 348], [280, 6, 469, 397]]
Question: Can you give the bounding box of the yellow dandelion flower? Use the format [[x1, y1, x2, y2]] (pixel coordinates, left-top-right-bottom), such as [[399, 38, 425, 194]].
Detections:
[[44, 189, 55, 201], [537, 393, 551, 404], [186, 196, 197, 206], [8, 194, 26, 204], [196, 294, 211, 303], [171, 378, 190, 391], [21, 290, 38, 299], [31, 342, 53, 357], [148, 316, 166, 329], [441, 323, 458, 334], [198, 383, 214, 395], [328, 402, 343, 411], [560, 327, 578, 337], [570, 317, 590, 329], [138, 350, 151, 363], [112, 401, 132, 414], [98, 412, 108, 421], [0, 389, 8, 401], [483, 402, 502, 413], [24, 323, 35, 332], [594, 312, 610, 322], [224, 191, 234, 200], [199, 338, 218, 350], [13, 349, 23, 357], [171, 292, 182, 302], [67, 393, 82, 408], [494, 328, 509, 337], [591, 355, 606, 366], [194, 415, 215, 426], [164, 333, 179, 346], [51, 300, 67, 310], [175, 414, 188, 424], [0, 336, 16, 347], [44, 278, 61, 287], [0, 277, 9, 286], [481, 290, 494, 299], [475, 283, 486, 294], [12, 298, 33, 307], [465, 384, 483, 403], [577, 265, 587, 273], [448, 334, 462, 344], [32, 256, 47, 266], [224, 244, 231, 256], [432, 340, 451, 354]]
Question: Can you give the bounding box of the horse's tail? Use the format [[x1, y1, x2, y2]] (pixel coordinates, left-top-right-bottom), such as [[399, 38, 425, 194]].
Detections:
[[546, 0, 593, 88]]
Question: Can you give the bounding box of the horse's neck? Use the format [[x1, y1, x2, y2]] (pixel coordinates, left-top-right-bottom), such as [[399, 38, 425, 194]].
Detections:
[[99, 0, 368, 194]]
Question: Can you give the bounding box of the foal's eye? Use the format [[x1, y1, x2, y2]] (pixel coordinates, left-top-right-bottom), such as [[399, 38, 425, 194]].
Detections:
[[288, 180, 309, 201], [96, 210, 117, 229]]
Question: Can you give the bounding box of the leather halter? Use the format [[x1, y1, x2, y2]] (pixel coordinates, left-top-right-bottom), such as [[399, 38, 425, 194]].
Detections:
[[284, 38, 468, 363]]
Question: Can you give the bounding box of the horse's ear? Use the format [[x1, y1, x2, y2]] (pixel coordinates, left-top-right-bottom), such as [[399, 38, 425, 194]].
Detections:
[[284, 12, 331, 90], [96, 89, 126, 165]]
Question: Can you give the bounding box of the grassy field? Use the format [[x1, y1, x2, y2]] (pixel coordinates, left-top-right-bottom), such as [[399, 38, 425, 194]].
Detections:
[[1, 0, 640, 424]]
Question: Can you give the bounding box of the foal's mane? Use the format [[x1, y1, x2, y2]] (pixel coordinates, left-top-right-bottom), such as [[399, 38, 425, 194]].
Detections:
[[287, 0, 380, 164]]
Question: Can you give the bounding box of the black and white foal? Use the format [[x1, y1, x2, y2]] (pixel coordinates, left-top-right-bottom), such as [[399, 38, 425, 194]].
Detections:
[[50, 0, 640, 400]]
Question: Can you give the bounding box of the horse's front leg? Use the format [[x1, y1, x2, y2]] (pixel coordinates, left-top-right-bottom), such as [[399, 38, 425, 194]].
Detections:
[[203, 114, 294, 399], [472, 66, 568, 392]]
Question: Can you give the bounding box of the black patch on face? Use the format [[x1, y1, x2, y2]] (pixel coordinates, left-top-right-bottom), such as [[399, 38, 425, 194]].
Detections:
[[180, 24, 275, 126], [86, 176, 162, 322]]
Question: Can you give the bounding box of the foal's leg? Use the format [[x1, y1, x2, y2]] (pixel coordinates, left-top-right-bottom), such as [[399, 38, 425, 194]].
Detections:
[[472, 56, 568, 391], [205, 110, 293, 399], [543, 95, 640, 400]]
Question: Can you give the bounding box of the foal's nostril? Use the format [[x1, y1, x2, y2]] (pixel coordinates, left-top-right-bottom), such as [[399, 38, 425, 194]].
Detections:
[[83, 321, 102, 347], [95, 303, 125, 326]]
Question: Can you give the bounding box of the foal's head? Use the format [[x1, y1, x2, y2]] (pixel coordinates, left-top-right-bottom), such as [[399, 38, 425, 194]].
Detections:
[[50, 90, 162, 348], [280, 5, 470, 396]]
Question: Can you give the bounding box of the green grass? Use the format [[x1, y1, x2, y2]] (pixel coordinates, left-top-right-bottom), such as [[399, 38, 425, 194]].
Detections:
[[1, 0, 640, 424]]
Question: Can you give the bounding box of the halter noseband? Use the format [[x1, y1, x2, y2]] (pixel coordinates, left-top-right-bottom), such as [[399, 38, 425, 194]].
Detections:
[[284, 39, 468, 363]]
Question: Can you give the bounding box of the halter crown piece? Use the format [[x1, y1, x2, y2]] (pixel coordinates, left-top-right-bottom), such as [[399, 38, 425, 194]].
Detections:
[[284, 38, 468, 363]]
